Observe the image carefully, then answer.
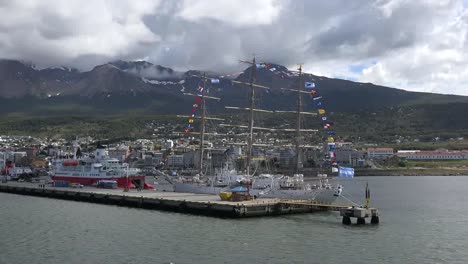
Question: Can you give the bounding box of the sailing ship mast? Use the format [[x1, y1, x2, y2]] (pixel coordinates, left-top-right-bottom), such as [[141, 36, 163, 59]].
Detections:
[[229, 57, 272, 176], [278, 66, 319, 174], [295, 65, 303, 173], [246, 57, 256, 176], [198, 73, 207, 174], [226, 58, 317, 176], [178, 72, 222, 175]]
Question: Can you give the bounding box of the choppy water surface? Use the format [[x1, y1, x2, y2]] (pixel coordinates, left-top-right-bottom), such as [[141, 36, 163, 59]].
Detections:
[[1, 176, 467, 264]]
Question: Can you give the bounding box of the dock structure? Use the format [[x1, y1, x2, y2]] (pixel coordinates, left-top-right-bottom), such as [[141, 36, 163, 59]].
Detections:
[[340, 207, 379, 225], [0, 183, 379, 223]]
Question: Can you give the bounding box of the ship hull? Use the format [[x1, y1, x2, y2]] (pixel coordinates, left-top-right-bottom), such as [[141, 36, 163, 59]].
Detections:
[[51, 175, 147, 188], [172, 182, 340, 203], [173, 182, 226, 194], [250, 188, 340, 203]]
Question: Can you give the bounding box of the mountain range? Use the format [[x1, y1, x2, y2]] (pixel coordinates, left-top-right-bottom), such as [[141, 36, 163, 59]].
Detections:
[[1, 59, 467, 115], [1, 58, 468, 142]]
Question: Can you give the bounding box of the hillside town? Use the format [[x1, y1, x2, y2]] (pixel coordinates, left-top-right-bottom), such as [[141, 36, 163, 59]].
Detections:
[[2, 133, 468, 181]]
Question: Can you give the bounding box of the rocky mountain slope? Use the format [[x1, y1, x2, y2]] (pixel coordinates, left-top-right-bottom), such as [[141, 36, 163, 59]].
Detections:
[[0, 59, 467, 116]]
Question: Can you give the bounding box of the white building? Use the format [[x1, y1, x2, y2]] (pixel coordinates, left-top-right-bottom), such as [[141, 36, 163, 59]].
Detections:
[[396, 149, 468, 160], [163, 140, 174, 150], [367, 148, 394, 159]]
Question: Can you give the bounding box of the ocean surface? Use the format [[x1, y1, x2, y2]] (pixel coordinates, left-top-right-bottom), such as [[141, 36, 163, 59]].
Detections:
[[0, 176, 467, 264]]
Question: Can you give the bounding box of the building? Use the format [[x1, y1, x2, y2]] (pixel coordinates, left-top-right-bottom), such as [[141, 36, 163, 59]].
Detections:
[[163, 140, 174, 150], [396, 149, 468, 160], [108, 145, 130, 162], [336, 148, 366, 167], [167, 155, 184, 167], [279, 148, 295, 168], [182, 152, 196, 168], [16, 147, 38, 157], [0, 151, 27, 163], [367, 148, 394, 159], [153, 152, 164, 165], [210, 149, 227, 168], [225, 146, 242, 159]]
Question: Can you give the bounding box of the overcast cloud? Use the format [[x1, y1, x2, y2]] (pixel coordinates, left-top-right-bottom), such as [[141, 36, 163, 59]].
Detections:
[[0, 0, 466, 95]]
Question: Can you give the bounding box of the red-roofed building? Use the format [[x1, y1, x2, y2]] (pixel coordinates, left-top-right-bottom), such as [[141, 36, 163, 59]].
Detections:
[[396, 149, 468, 160]]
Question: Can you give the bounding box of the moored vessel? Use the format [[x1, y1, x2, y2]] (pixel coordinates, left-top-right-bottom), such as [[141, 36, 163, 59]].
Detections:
[[51, 144, 152, 189]]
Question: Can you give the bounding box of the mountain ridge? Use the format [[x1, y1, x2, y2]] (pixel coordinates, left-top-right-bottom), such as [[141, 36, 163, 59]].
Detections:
[[0, 59, 467, 115]]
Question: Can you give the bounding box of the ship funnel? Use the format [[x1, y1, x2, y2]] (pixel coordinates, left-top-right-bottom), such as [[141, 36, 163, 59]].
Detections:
[[95, 145, 107, 159], [73, 137, 80, 160]]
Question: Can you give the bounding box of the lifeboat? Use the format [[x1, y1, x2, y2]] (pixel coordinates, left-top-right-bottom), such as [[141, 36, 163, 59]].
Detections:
[[62, 160, 79, 166]]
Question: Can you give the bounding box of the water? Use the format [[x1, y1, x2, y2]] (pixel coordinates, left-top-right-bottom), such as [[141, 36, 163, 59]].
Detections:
[[1, 176, 467, 264]]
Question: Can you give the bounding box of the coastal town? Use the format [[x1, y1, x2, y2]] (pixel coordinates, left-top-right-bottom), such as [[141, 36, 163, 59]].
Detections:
[[2, 132, 468, 182]]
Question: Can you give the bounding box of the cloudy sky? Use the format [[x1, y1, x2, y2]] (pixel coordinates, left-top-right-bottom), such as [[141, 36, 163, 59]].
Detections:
[[0, 0, 467, 95]]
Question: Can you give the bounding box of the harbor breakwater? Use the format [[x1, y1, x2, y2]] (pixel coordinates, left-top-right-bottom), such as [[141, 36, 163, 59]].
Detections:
[[0, 183, 351, 219]]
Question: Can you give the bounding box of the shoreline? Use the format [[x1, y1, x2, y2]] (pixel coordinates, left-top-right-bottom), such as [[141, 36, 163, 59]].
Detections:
[[355, 168, 468, 176]]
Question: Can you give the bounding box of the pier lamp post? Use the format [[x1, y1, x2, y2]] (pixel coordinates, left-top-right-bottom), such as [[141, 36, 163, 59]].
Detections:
[[123, 164, 129, 192]]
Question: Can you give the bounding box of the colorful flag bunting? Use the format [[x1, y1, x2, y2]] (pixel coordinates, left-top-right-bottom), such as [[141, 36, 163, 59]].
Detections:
[[339, 166, 354, 178], [328, 136, 335, 142], [305, 82, 315, 88], [318, 109, 326, 115], [309, 90, 317, 94], [316, 101, 322, 107], [195, 97, 201, 103], [323, 123, 331, 129], [313, 96, 322, 101], [327, 131, 336, 135], [321, 116, 327, 121]]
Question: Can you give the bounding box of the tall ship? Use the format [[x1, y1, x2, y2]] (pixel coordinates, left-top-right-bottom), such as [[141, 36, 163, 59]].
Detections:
[[51, 144, 152, 189], [162, 58, 344, 203]]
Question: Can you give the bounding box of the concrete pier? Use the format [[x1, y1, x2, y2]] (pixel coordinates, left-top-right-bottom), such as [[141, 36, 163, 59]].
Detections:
[[0, 182, 379, 221], [340, 207, 380, 225]]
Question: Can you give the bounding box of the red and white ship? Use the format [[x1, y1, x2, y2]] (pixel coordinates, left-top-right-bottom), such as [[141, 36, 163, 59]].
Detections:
[[51, 145, 152, 189]]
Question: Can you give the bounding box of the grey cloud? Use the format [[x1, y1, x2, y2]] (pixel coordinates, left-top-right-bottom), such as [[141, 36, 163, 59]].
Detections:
[[0, 0, 451, 69], [0, 0, 466, 95]]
